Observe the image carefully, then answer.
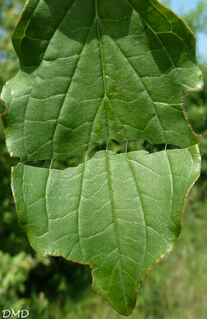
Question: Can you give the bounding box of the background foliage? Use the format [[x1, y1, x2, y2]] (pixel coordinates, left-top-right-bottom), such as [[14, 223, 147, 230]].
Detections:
[[0, 0, 206, 318]]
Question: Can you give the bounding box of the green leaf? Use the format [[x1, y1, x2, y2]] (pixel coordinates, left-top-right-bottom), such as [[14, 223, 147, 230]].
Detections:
[[1, 0, 202, 160], [12, 146, 200, 315], [1, 0, 203, 315]]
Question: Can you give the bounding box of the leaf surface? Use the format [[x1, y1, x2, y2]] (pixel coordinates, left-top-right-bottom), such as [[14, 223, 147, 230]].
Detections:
[[1, 0, 203, 315], [1, 0, 202, 160], [12, 146, 200, 315]]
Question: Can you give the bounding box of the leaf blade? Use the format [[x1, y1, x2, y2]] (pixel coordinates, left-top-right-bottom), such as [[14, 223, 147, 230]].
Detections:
[[12, 146, 200, 315], [2, 0, 202, 160]]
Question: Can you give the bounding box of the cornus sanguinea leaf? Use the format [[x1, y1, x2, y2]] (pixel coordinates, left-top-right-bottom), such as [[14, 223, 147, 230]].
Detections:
[[12, 147, 200, 315], [1, 0, 202, 160], [1, 0, 203, 315]]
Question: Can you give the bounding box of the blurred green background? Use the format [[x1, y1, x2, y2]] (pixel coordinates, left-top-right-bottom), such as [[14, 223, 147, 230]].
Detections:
[[0, 1, 207, 318]]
